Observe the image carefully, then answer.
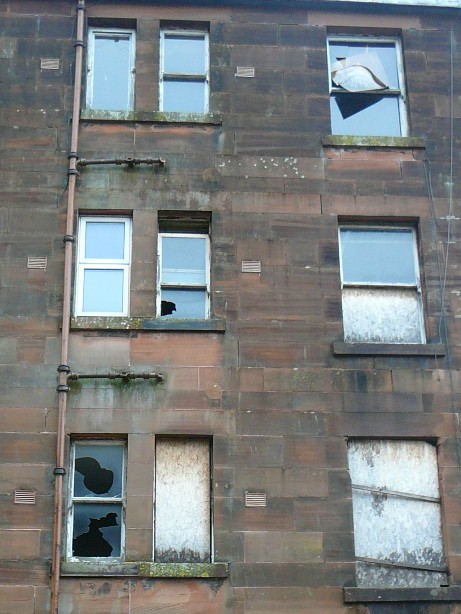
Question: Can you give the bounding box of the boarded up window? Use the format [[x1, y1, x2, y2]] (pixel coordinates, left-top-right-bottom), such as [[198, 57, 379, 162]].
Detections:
[[348, 440, 447, 588], [339, 227, 425, 343], [69, 441, 125, 559], [155, 438, 211, 563]]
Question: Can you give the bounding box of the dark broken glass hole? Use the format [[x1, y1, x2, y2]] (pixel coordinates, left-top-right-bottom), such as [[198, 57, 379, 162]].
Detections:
[[73, 512, 119, 558], [75, 456, 114, 495], [335, 93, 384, 119], [161, 300, 176, 316]]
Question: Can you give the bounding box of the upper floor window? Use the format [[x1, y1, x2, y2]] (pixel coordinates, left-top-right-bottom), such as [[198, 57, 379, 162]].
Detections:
[[328, 36, 407, 137], [86, 28, 135, 112], [157, 232, 210, 319], [75, 217, 131, 317], [339, 226, 424, 343], [155, 438, 212, 563], [69, 441, 126, 560], [159, 29, 209, 113]]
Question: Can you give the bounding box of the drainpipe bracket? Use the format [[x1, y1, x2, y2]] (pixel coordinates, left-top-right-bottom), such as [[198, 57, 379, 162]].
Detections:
[[53, 467, 66, 476], [57, 384, 70, 393], [63, 235, 75, 243]]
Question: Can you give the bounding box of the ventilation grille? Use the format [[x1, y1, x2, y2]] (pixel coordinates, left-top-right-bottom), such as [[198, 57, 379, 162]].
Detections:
[[14, 489, 36, 505], [245, 491, 266, 507], [235, 67, 255, 78], [27, 257, 47, 270], [41, 58, 60, 70], [241, 260, 261, 274]]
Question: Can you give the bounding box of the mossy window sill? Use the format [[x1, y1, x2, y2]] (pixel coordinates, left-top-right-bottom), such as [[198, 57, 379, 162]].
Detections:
[[70, 316, 226, 333], [322, 135, 425, 149], [344, 586, 461, 603], [80, 109, 222, 125], [61, 561, 229, 578], [333, 342, 446, 356]]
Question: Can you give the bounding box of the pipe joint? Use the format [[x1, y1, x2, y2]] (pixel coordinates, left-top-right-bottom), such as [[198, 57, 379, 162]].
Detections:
[[63, 235, 75, 243], [68, 152, 78, 160], [67, 168, 79, 177], [74, 39, 85, 48], [57, 384, 70, 393], [53, 467, 66, 476], [57, 364, 71, 374]]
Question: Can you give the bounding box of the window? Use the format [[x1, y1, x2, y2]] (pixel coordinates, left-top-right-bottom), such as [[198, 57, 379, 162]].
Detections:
[[348, 440, 446, 588], [327, 36, 407, 136], [159, 29, 209, 113], [157, 232, 210, 319], [86, 28, 135, 112], [69, 441, 125, 560], [339, 226, 424, 343], [75, 217, 131, 317], [154, 438, 211, 562]]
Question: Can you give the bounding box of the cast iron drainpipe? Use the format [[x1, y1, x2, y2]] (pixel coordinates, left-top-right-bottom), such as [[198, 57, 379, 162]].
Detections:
[[77, 157, 166, 168], [68, 371, 164, 382], [50, 1, 85, 612]]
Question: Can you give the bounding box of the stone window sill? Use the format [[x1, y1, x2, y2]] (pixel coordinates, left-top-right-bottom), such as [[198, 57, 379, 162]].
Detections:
[[61, 561, 229, 578], [332, 342, 446, 357], [80, 109, 222, 125], [322, 135, 425, 149], [70, 317, 226, 333], [344, 586, 461, 603]]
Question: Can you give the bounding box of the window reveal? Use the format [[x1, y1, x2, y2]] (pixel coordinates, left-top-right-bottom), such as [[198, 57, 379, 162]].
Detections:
[[86, 28, 135, 112], [159, 29, 209, 113], [157, 233, 210, 319], [69, 442, 125, 559], [339, 227, 424, 343], [75, 217, 131, 317], [154, 438, 211, 563], [348, 440, 447, 588], [328, 37, 407, 137]]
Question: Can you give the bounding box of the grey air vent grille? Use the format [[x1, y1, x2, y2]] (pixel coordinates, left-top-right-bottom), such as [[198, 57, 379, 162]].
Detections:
[[41, 58, 60, 70], [14, 489, 36, 505], [242, 260, 261, 274], [27, 257, 47, 270], [245, 491, 267, 507], [235, 67, 255, 78]]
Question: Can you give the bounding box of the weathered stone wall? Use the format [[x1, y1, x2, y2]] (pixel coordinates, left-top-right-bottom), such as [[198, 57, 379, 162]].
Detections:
[[1, 0, 461, 612]]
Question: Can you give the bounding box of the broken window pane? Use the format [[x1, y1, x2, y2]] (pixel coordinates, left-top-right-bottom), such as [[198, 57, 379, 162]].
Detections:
[[348, 440, 447, 588], [70, 442, 125, 560], [73, 504, 122, 558], [158, 232, 210, 319], [155, 438, 211, 563], [328, 38, 405, 136], [330, 94, 401, 137], [74, 444, 124, 498]]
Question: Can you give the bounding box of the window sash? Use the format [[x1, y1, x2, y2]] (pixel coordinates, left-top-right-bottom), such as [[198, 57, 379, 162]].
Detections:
[[68, 441, 126, 561], [327, 36, 407, 137], [157, 233, 210, 319], [159, 29, 209, 113], [86, 28, 135, 112], [75, 217, 131, 317]]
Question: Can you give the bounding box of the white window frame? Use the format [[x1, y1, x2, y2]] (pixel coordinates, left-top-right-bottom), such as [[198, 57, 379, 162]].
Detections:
[[157, 232, 211, 319], [153, 437, 213, 563], [159, 29, 210, 113], [339, 225, 425, 343], [75, 216, 131, 317], [327, 35, 408, 137], [86, 27, 136, 112], [67, 440, 126, 561]]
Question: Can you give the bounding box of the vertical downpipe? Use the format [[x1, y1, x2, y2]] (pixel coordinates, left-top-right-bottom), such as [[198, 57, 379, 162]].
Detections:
[[50, 1, 85, 612]]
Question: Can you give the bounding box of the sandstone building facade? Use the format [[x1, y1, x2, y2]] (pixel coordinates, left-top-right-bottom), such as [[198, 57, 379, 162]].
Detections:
[[2, 0, 461, 612]]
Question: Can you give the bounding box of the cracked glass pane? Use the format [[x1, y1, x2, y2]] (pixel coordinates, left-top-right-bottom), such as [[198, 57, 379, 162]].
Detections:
[[330, 94, 401, 136], [73, 504, 122, 558], [74, 445, 123, 498]]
